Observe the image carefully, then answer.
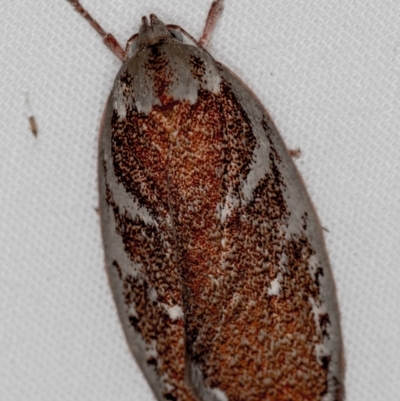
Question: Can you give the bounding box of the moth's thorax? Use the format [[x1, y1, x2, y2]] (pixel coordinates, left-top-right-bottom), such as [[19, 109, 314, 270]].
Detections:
[[113, 39, 221, 115]]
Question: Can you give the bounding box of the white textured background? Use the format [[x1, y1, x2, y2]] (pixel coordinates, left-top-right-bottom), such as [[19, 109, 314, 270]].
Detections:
[[1, 0, 399, 400]]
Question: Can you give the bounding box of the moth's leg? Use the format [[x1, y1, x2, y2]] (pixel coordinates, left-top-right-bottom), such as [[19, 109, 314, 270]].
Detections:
[[199, 0, 224, 47], [289, 148, 302, 159], [66, 0, 126, 60]]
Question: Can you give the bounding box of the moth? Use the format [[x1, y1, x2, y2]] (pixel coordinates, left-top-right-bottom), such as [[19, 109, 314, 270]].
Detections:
[[67, 1, 344, 400]]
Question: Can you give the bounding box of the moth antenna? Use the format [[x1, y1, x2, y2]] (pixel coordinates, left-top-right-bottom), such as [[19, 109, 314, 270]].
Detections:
[[66, 0, 126, 60], [199, 0, 224, 47]]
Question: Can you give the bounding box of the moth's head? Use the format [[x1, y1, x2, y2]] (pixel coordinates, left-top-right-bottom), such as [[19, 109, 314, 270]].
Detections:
[[125, 14, 184, 56], [138, 14, 170, 46]]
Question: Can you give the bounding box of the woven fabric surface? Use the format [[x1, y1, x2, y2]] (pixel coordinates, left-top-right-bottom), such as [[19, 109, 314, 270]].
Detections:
[[1, 0, 399, 400]]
